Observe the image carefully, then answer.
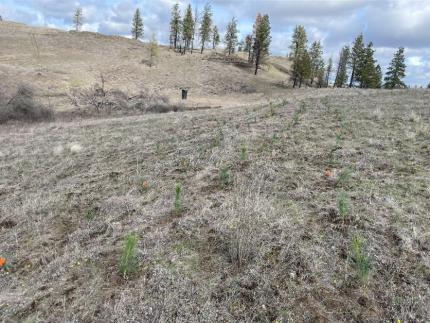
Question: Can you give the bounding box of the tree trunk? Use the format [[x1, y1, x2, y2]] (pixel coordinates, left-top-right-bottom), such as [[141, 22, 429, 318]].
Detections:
[[254, 51, 260, 75], [349, 66, 355, 88], [201, 44, 204, 54]]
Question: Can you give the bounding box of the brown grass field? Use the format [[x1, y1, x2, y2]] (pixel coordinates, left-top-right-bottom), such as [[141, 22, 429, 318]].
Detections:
[[1, 21, 430, 322]]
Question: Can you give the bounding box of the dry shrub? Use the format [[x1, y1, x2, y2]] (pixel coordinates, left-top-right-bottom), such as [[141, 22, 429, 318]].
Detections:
[[0, 85, 53, 123], [70, 86, 183, 115]]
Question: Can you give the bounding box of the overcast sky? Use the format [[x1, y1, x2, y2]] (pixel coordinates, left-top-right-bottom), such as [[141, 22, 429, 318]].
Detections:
[[1, 0, 430, 86]]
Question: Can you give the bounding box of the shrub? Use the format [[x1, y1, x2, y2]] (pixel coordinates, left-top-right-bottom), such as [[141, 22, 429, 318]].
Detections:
[[350, 235, 371, 281], [119, 233, 139, 278], [0, 85, 53, 123]]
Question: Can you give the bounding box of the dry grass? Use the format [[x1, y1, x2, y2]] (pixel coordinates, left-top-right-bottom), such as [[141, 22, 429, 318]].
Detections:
[[1, 88, 429, 322]]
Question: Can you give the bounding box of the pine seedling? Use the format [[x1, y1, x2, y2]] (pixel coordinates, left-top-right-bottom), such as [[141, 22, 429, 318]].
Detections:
[[337, 191, 349, 219], [119, 233, 139, 278], [174, 184, 183, 213]]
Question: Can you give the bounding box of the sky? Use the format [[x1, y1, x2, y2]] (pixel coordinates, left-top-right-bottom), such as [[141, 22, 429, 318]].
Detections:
[[1, 0, 430, 86]]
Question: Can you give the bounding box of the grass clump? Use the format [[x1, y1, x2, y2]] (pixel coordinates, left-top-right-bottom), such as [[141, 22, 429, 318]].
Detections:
[[174, 184, 183, 213], [337, 191, 349, 219], [350, 235, 371, 281], [119, 233, 139, 278]]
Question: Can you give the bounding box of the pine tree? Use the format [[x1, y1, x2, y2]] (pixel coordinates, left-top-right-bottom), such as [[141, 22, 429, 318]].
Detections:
[[359, 42, 380, 88], [309, 41, 324, 86], [250, 14, 263, 64], [245, 34, 253, 62], [384, 47, 407, 89], [224, 17, 238, 55], [191, 6, 199, 53], [73, 8, 83, 32], [253, 14, 271, 75], [334, 45, 350, 88], [182, 4, 194, 54], [131, 8, 144, 40], [199, 4, 212, 54], [349, 33, 365, 87], [297, 50, 311, 87], [290, 25, 308, 87], [169, 3, 181, 50], [148, 34, 159, 67], [375, 64, 382, 89], [325, 57, 333, 87], [212, 25, 220, 49]]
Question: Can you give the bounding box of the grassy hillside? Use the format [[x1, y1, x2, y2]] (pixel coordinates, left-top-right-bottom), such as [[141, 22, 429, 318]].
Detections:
[[1, 89, 429, 322], [0, 21, 292, 113]]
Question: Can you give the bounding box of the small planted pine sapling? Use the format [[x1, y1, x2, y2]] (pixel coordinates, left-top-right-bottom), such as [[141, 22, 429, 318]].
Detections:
[[240, 145, 248, 162], [174, 184, 183, 214], [219, 167, 231, 187], [337, 191, 349, 219], [350, 235, 371, 281], [119, 233, 139, 278]]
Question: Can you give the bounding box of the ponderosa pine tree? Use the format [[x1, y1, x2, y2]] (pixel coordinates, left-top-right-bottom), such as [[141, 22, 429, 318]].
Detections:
[[182, 5, 194, 54], [359, 42, 381, 88], [169, 3, 181, 50], [199, 4, 212, 54], [384, 47, 407, 89], [131, 8, 144, 40], [297, 50, 312, 87], [245, 34, 253, 62], [73, 8, 83, 32], [375, 64, 383, 88], [309, 41, 324, 85], [131, 8, 143, 40], [253, 14, 271, 75], [224, 17, 238, 55], [349, 33, 365, 87], [290, 25, 308, 87], [212, 25, 220, 49], [325, 57, 333, 87], [191, 6, 199, 53], [334, 45, 350, 88]]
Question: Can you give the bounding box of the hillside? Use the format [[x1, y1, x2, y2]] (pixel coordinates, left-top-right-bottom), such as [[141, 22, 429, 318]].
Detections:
[[1, 89, 429, 321], [0, 21, 292, 113]]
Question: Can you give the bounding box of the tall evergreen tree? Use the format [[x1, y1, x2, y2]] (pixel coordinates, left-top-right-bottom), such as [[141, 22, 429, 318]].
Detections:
[[375, 64, 383, 89], [224, 17, 238, 55], [169, 3, 181, 50], [359, 42, 380, 88], [199, 4, 212, 54], [191, 6, 199, 53], [325, 57, 333, 87], [384, 47, 407, 89], [309, 41, 324, 85], [334, 45, 350, 88], [290, 25, 308, 87], [73, 8, 83, 32], [182, 4, 194, 54], [253, 14, 271, 75], [297, 50, 312, 87], [212, 25, 220, 49], [245, 34, 253, 62], [131, 8, 144, 40], [349, 33, 365, 87]]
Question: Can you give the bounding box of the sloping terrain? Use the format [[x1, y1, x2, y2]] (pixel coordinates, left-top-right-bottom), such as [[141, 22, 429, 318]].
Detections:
[[0, 21, 292, 113], [1, 89, 429, 322]]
